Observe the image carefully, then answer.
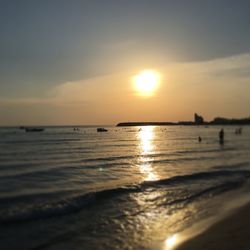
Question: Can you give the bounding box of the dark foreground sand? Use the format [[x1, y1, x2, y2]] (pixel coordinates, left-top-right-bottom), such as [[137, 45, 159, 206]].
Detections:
[[176, 202, 250, 250]]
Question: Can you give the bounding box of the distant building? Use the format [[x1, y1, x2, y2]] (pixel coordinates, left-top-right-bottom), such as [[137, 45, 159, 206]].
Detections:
[[194, 113, 204, 124]]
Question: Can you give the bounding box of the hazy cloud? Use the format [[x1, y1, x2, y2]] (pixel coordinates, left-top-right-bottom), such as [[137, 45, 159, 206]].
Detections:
[[1, 53, 250, 125]]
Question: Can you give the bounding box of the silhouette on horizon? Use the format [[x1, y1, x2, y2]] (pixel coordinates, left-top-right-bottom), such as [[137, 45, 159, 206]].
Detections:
[[219, 129, 224, 145], [194, 113, 204, 125], [117, 113, 250, 127]]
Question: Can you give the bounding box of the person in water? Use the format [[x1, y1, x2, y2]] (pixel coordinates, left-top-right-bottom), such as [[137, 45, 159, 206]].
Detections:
[[235, 127, 242, 135], [219, 129, 224, 144]]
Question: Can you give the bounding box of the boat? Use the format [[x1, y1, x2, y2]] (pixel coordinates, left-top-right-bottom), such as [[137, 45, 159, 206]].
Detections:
[[97, 128, 108, 132], [25, 128, 44, 132]]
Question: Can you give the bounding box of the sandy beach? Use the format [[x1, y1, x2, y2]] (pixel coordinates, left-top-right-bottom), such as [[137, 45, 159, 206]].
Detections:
[[176, 202, 250, 250]]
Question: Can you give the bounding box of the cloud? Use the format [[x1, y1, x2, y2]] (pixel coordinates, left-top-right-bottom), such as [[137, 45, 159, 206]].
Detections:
[[1, 53, 250, 125], [0, 71, 136, 125], [191, 53, 250, 78], [160, 53, 250, 120]]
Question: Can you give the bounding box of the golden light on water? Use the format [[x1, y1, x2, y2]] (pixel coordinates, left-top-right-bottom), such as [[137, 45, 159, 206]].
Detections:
[[138, 126, 158, 181], [140, 163, 158, 181], [164, 234, 178, 249], [133, 70, 160, 96], [139, 126, 155, 154]]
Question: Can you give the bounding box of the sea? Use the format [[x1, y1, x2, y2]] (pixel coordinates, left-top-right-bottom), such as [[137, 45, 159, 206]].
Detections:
[[1, 125, 250, 250]]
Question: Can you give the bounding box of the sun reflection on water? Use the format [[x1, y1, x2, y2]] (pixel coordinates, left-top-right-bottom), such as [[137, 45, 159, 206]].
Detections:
[[164, 234, 178, 249], [140, 163, 158, 181], [139, 126, 155, 154], [138, 126, 158, 181]]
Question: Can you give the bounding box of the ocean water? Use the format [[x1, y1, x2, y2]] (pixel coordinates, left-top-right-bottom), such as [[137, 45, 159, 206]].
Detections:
[[1, 125, 250, 250]]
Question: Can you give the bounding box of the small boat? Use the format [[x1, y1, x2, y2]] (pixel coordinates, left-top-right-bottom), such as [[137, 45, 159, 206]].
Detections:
[[25, 128, 44, 132], [97, 128, 108, 132]]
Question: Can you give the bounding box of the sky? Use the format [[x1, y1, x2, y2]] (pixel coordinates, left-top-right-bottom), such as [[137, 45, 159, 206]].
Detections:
[[1, 0, 250, 125]]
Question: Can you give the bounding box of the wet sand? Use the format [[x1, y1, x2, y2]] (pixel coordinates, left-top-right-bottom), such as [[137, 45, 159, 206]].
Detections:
[[176, 202, 250, 250]]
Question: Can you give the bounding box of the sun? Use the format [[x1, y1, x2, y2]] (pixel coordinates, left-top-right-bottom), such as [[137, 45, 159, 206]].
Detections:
[[133, 70, 160, 96]]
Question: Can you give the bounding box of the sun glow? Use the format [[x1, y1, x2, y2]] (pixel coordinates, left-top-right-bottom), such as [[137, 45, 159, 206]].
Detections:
[[133, 70, 160, 96]]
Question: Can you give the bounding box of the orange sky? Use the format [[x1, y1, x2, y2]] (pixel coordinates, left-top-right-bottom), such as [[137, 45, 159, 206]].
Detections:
[[1, 53, 250, 125], [1, 2, 250, 125]]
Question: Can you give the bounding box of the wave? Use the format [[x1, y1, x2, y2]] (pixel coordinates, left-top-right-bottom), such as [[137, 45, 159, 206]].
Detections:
[[82, 155, 137, 162], [0, 161, 132, 179], [1, 169, 250, 224], [2, 138, 81, 145], [143, 169, 250, 187], [0, 155, 228, 179], [212, 161, 250, 170], [175, 147, 237, 154], [81, 153, 215, 164], [0, 185, 141, 224]]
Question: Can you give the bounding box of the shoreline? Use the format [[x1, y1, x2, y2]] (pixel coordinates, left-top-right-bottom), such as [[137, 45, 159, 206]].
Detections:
[[175, 201, 250, 250]]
